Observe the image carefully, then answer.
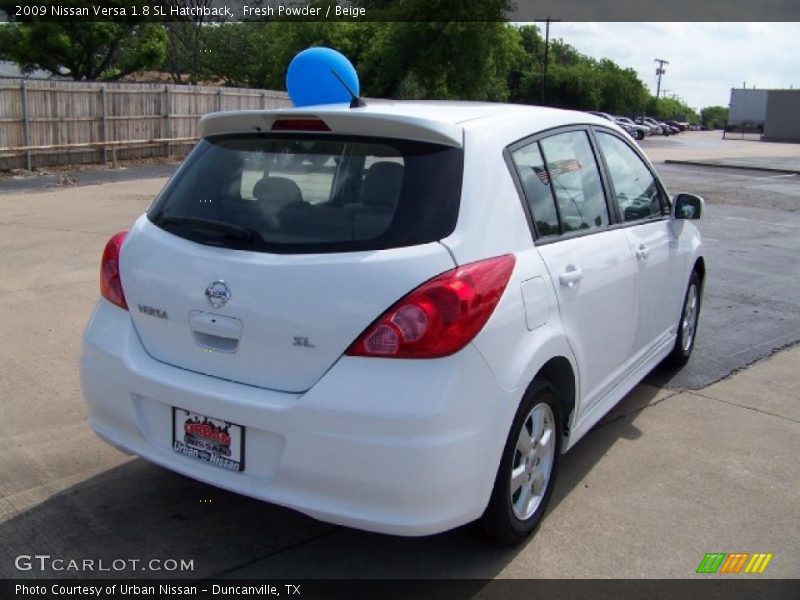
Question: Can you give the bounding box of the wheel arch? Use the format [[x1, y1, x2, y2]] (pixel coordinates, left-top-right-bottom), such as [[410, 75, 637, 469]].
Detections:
[[534, 356, 577, 445], [693, 255, 706, 289]]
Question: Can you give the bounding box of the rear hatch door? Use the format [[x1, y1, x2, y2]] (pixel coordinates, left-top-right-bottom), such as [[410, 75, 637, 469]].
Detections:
[[119, 123, 463, 392]]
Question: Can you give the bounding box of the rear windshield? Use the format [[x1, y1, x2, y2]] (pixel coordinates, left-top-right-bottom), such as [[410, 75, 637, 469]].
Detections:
[[148, 134, 463, 253]]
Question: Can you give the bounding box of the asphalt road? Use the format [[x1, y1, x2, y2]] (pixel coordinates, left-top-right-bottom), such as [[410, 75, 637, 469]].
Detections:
[[0, 154, 798, 580], [647, 164, 800, 388]]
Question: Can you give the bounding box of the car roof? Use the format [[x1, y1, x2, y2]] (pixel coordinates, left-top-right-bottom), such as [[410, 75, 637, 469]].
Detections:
[[200, 100, 615, 148]]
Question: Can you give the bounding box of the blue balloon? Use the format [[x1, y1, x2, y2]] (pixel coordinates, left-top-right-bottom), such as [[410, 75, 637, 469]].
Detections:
[[286, 47, 360, 108]]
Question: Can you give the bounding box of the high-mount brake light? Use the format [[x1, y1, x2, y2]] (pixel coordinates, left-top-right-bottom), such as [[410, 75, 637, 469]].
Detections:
[[271, 118, 331, 132], [345, 255, 515, 359], [100, 230, 128, 310]]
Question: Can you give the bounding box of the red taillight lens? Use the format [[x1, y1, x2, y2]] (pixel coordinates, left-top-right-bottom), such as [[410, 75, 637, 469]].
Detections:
[[271, 118, 331, 132], [100, 230, 128, 310], [346, 255, 515, 359]]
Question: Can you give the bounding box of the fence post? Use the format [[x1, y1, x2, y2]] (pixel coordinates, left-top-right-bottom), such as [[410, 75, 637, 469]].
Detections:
[[20, 80, 32, 171], [217, 88, 223, 112], [164, 85, 171, 160], [100, 85, 107, 164], [262, 92, 266, 110], [107, 85, 117, 168]]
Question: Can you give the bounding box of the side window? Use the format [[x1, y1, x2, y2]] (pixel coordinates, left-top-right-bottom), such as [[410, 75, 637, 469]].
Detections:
[[511, 142, 560, 237], [539, 131, 609, 232], [596, 132, 663, 222]]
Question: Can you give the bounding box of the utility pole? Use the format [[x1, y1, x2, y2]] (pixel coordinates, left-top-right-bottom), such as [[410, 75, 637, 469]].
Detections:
[[655, 58, 669, 98], [535, 17, 561, 105]]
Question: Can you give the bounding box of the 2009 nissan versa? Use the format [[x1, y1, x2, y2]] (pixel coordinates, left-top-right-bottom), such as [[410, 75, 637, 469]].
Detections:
[[81, 100, 705, 544]]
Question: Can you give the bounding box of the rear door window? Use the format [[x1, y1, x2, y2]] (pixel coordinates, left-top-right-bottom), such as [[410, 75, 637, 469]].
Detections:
[[539, 131, 609, 233], [148, 135, 463, 254], [510, 142, 560, 237]]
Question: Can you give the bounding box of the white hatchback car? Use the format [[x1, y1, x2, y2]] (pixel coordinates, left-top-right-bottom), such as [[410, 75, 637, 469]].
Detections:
[[81, 102, 705, 544]]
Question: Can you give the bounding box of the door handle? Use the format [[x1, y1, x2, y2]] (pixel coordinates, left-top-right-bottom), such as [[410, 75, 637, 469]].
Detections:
[[635, 244, 650, 260], [559, 267, 583, 287]]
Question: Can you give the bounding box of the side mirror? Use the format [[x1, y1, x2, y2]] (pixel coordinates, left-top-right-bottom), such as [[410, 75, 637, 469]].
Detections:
[[672, 193, 704, 220]]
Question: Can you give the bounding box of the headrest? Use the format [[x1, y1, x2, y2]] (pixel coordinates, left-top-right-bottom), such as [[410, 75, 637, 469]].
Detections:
[[360, 162, 404, 207], [252, 177, 303, 205]]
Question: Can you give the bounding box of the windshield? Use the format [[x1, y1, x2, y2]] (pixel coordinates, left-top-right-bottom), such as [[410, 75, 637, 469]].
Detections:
[[149, 134, 463, 254]]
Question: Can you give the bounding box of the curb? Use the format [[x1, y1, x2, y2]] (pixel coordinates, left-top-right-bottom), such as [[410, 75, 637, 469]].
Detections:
[[663, 159, 800, 175]]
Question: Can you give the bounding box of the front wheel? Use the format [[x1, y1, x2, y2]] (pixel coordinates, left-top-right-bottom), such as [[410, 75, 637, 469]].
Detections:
[[482, 378, 562, 546], [666, 271, 702, 366]]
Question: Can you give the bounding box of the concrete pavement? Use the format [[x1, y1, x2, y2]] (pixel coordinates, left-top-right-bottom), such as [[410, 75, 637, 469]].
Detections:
[[643, 130, 800, 173]]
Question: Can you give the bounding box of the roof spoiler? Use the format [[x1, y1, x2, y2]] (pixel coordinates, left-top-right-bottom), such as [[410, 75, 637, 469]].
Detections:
[[199, 110, 464, 148]]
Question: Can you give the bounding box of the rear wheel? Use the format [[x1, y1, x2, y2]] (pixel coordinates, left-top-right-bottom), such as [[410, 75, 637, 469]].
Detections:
[[666, 271, 702, 366], [482, 378, 561, 546]]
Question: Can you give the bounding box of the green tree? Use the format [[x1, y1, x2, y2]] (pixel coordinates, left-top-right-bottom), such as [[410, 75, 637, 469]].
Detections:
[[539, 62, 601, 109], [507, 25, 541, 102], [358, 22, 519, 100], [647, 96, 699, 122], [548, 39, 583, 68], [596, 60, 649, 115], [201, 21, 376, 89], [700, 106, 729, 129], [202, 22, 275, 87], [510, 29, 650, 113], [0, 20, 167, 80], [164, 1, 215, 84]]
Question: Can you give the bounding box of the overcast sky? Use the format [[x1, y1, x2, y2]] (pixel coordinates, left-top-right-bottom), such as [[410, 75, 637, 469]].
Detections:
[[540, 23, 799, 111]]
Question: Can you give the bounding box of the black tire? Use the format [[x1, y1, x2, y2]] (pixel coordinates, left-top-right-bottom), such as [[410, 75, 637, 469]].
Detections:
[[637, 130, 645, 140], [666, 270, 702, 367], [481, 378, 562, 546]]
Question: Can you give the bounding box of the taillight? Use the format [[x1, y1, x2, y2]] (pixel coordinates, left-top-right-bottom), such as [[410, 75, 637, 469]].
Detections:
[[271, 118, 331, 132], [346, 255, 515, 359], [100, 230, 128, 310]]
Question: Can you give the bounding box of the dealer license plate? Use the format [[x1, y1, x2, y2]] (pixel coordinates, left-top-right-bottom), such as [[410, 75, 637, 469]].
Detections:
[[172, 408, 245, 472]]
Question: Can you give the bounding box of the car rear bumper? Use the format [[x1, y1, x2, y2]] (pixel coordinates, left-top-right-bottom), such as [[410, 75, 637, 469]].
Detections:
[[80, 300, 516, 536]]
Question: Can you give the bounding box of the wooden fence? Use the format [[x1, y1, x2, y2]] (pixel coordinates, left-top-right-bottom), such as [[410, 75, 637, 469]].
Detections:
[[0, 79, 292, 171]]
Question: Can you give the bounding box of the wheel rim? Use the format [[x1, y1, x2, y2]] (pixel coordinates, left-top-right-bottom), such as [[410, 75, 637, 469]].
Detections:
[[681, 284, 699, 352], [510, 402, 556, 520]]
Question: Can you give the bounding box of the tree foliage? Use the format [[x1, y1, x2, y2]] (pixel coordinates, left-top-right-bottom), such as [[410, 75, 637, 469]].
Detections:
[[700, 106, 729, 129], [164, 1, 215, 84], [358, 22, 519, 100], [0, 14, 723, 118], [646, 96, 700, 122], [0, 1, 167, 80]]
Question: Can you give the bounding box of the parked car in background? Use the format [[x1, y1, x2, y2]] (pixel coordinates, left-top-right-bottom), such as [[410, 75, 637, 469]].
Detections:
[[615, 116, 649, 141], [81, 101, 706, 545], [643, 117, 674, 136], [588, 110, 614, 122], [587, 111, 636, 142], [666, 120, 687, 132], [656, 119, 681, 136], [637, 117, 663, 136]]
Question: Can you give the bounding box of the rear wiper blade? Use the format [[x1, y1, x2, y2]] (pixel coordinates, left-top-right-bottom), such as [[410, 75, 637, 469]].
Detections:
[[157, 215, 255, 243]]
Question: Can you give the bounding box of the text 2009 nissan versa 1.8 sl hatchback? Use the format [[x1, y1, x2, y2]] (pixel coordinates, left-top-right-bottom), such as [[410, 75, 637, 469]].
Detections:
[[81, 102, 705, 544]]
